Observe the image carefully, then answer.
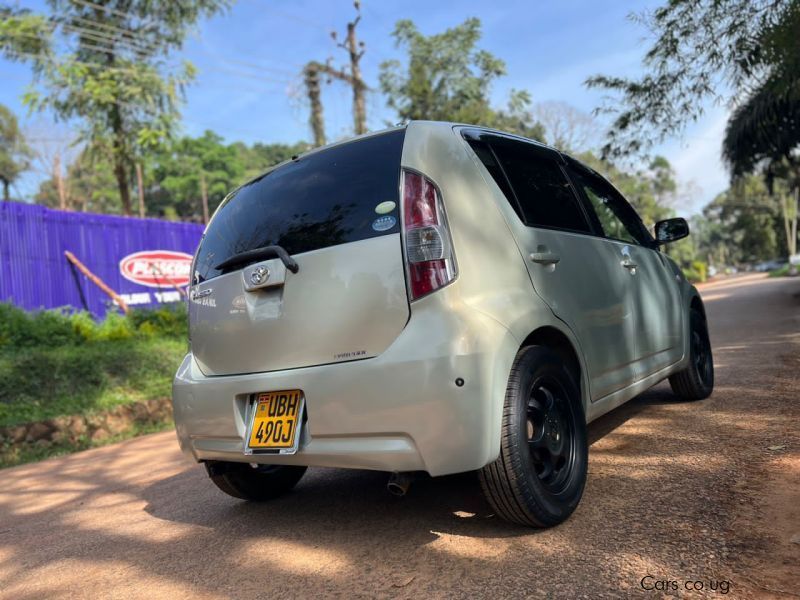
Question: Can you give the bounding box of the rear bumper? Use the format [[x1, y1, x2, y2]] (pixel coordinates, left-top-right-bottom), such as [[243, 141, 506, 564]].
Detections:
[[172, 298, 518, 476]]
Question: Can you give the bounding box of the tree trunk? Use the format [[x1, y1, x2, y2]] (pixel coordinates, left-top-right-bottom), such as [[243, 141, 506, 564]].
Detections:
[[54, 153, 67, 210], [200, 172, 209, 224], [304, 62, 326, 147], [1, 178, 8, 201], [779, 189, 798, 258], [136, 162, 145, 218], [113, 153, 132, 216], [345, 17, 367, 135], [104, 28, 132, 216]]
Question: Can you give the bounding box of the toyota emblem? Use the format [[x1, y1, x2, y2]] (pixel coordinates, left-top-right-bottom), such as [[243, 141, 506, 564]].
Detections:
[[250, 266, 269, 285]]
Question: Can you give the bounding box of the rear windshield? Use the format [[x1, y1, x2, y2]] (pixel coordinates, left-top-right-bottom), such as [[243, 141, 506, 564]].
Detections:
[[193, 128, 405, 283]]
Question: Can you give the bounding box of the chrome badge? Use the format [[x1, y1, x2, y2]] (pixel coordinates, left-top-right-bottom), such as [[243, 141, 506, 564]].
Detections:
[[250, 266, 270, 285]]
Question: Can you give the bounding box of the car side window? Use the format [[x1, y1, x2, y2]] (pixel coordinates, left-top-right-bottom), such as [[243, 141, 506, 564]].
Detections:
[[467, 135, 592, 234], [489, 139, 592, 234], [568, 165, 650, 245], [465, 139, 523, 220]]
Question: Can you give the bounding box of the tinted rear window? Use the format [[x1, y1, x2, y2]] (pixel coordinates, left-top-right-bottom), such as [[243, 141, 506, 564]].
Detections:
[[193, 128, 405, 283]]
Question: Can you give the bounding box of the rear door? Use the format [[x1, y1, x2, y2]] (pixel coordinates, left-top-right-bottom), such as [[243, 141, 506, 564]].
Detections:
[[466, 133, 640, 400], [566, 160, 684, 378], [189, 129, 409, 376]]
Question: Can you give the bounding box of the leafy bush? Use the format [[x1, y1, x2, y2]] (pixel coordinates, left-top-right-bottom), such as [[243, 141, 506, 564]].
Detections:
[[97, 312, 135, 340], [0, 304, 82, 349], [0, 303, 188, 352], [126, 305, 188, 338], [768, 264, 797, 278], [682, 260, 708, 284], [69, 311, 99, 341], [0, 303, 188, 432]]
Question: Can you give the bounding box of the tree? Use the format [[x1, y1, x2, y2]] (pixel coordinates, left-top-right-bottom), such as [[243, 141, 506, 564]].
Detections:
[[586, 0, 799, 159], [35, 142, 120, 213], [145, 131, 244, 220], [0, 103, 30, 200], [574, 152, 675, 229], [721, 48, 800, 261], [532, 101, 597, 153], [330, 0, 367, 136], [302, 1, 368, 147], [379, 18, 544, 140], [0, 1, 229, 215], [702, 176, 786, 263], [33, 133, 310, 219], [233, 140, 311, 181]]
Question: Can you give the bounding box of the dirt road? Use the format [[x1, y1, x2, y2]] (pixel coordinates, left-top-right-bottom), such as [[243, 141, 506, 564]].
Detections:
[[1, 274, 798, 599]]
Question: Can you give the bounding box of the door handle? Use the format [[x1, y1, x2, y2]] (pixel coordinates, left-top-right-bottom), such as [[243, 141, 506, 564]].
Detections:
[[530, 251, 561, 265], [621, 259, 638, 270]]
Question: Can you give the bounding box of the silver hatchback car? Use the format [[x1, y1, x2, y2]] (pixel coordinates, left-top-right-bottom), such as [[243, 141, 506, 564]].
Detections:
[[173, 121, 714, 527]]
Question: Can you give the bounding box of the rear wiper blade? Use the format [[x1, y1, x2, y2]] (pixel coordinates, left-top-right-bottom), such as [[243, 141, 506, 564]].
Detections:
[[215, 245, 300, 274]]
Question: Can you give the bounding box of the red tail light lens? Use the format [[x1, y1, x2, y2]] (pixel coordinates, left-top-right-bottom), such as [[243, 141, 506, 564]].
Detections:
[[401, 170, 457, 300]]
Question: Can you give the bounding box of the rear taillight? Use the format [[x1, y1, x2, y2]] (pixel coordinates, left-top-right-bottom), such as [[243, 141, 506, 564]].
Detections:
[[401, 169, 457, 300]]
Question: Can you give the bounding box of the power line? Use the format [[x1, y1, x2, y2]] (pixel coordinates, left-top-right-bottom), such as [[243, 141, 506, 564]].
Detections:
[[204, 53, 297, 77], [4, 21, 297, 93], [68, 0, 159, 30], [59, 24, 152, 57], [8, 50, 173, 77], [197, 62, 293, 85], [7, 45, 293, 89], [68, 14, 156, 46]]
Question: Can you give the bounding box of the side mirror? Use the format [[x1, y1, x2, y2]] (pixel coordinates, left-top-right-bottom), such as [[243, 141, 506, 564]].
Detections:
[[654, 217, 690, 245]]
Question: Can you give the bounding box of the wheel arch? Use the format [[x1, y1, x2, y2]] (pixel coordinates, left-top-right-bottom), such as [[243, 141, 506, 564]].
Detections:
[[520, 325, 588, 414], [690, 293, 707, 321]]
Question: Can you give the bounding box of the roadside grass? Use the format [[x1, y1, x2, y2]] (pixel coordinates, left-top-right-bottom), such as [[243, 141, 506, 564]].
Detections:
[[768, 264, 797, 277], [0, 420, 173, 469], [0, 303, 187, 466], [0, 338, 185, 427]]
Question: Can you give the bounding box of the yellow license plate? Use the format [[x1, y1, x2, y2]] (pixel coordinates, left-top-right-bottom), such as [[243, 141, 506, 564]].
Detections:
[[247, 390, 303, 451]]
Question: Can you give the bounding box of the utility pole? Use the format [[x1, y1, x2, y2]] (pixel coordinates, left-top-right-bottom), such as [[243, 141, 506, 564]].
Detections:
[[136, 162, 146, 218], [303, 62, 327, 147], [200, 172, 209, 225], [303, 1, 368, 145], [331, 0, 367, 135]]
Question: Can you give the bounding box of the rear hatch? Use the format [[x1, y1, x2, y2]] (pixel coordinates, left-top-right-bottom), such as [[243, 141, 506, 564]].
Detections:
[[189, 128, 409, 376]]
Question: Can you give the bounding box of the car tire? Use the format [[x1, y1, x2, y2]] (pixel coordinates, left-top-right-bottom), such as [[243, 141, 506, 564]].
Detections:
[[669, 309, 714, 401], [205, 461, 307, 501], [479, 345, 588, 527]]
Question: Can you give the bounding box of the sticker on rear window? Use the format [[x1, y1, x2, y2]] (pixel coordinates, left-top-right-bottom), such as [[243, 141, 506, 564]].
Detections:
[[371, 216, 397, 231], [375, 200, 396, 214]]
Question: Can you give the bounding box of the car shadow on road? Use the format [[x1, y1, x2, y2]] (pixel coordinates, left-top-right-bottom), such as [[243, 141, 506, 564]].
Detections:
[[587, 383, 677, 446], [140, 383, 681, 544], [142, 464, 527, 542]]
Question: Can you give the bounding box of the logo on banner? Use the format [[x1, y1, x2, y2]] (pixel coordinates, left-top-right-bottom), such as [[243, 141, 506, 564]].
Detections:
[[119, 250, 193, 288]]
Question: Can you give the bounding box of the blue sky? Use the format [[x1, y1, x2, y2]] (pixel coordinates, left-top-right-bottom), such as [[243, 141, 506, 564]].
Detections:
[[0, 0, 730, 213]]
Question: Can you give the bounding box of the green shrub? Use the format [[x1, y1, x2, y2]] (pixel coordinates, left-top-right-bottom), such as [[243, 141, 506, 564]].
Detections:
[[682, 260, 708, 284], [0, 304, 82, 349], [768, 264, 797, 277], [68, 311, 100, 341], [127, 305, 188, 338], [0, 303, 188, 352], [96, 311, 134, 340]]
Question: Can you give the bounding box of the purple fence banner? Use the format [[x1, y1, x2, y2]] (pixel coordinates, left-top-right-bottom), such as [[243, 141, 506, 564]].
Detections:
[[0, 201, 204, 317]]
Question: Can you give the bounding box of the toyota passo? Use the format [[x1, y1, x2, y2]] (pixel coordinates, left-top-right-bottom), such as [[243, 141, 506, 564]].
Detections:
[[173, 122, 714, 527]]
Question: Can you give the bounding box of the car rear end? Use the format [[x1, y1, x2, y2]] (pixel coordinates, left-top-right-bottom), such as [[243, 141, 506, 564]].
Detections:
[[172, 122, 525, 477]]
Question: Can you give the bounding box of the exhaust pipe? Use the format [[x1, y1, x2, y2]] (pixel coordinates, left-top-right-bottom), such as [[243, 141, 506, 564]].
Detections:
[[387, 472, 413, 496]]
